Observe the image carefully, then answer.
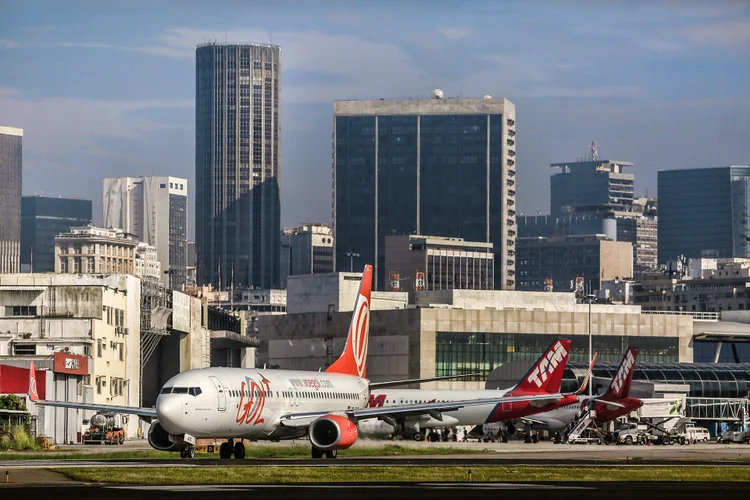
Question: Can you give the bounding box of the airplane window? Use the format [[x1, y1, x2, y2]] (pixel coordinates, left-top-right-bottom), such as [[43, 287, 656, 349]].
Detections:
[[160, 387, 173, 394], [188, 387, 202, 397], [173, 387, 189, 394]]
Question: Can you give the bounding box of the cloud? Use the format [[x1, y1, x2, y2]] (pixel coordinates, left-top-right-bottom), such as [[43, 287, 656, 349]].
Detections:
[[0, 39, 20, 48], [674, 19, 750, 47], [435, 26, 472, 40]]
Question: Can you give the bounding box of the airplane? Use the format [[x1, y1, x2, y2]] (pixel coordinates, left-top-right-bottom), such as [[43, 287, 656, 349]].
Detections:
[[361, 340, 594, 441], [470, 347, 643, 441], [26, 264, 593, 459]]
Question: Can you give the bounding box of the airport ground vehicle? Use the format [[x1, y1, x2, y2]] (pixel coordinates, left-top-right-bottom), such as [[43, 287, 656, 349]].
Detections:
[[718, 424, 750, 443], [83, 412, 125, 445], [568, 428, 602, 445], [686, 425, 710, 442]]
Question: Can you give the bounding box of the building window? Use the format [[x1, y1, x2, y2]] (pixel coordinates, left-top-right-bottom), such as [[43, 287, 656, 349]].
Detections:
[[6, 306, 37, 316], [13, 344, 36, 355], [160, 183, 166, 188], [97, 339, 102, 357]]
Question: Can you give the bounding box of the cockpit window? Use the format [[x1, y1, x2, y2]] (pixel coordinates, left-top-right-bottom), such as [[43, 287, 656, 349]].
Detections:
[[189, 387, 202, 397], [161, 386, 201, 396], [160, 387, 173, 394], [172, 387, 189, 394]]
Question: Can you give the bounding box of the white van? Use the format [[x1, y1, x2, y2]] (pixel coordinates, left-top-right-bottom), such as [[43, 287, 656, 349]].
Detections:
[[686, 426, 711, 442]]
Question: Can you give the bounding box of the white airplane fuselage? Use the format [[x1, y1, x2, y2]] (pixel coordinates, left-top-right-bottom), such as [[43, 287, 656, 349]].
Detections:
[[156, 367, 368, 439]]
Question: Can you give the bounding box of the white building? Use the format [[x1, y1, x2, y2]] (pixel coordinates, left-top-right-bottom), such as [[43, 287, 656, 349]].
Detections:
[[55, 224, 138, 275], [0, 273, 142, 443], [135, 242, 161, 281], [280, 223, 334, 288], [103, 177, 188, 289]]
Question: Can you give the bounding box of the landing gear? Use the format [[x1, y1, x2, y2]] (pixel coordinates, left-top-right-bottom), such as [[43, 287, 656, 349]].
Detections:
[[219, 441, 232, 459], [180, 446, 195, 459], [311, 447, 337, 459], [412, 431, 423, 442], [234, 440, 246, 459]]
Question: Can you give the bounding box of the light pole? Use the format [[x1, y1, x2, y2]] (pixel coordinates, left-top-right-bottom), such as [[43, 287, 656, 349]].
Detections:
[[345, 250, 360, 273], [585, 294, 596, 396]]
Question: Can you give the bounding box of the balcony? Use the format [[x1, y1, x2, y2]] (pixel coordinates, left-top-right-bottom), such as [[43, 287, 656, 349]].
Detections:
[[507, 119, 515, 127]]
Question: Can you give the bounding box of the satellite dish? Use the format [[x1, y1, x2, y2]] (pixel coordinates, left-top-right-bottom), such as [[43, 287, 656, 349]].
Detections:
[[431, 89, 444, 100]]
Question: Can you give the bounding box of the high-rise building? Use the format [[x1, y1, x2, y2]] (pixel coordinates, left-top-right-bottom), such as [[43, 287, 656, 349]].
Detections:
[[21, 196, 92, 272], [0, 126, 22, 274], [279, 223, 334, 288], [102, 176, 188, 289], [550, 159, 634, 217], [333, 91, 516, 290], [195, 42, 281, 290], [659, 166, 750, 265]]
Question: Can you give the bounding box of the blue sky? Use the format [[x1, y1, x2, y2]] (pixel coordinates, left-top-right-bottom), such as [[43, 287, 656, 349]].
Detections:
[[1, 0, 749, 233]]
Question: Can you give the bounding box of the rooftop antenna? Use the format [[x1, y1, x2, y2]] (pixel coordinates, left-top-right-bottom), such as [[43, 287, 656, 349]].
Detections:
[[590, 140, 599, 161]]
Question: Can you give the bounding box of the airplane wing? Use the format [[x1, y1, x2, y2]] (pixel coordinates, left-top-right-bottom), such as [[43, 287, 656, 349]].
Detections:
[[369, 373, 482, 389], [277, 392, 572, 427], [33, 399, 158, 419]]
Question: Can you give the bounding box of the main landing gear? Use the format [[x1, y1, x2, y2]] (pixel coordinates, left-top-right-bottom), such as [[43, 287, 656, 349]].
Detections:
[[180, 446, 195, 459], [219, 438, 246, 459], [311, 447, 337, 459]]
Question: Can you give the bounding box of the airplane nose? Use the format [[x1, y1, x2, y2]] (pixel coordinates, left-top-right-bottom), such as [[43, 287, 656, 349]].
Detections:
[[156, 395, 183, 434]]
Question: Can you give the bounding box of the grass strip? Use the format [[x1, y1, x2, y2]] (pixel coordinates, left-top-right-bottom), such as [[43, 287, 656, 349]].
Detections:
[[53, 466, 750, 484], [0, 444, 488, 461]]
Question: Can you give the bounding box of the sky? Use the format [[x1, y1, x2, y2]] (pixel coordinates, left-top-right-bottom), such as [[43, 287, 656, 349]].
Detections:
[[1, 0, 749, 236]]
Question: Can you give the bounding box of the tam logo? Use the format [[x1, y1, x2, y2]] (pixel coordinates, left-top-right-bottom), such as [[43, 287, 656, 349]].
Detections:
[[526, 341, 568, 388], [611, 350, 635, 394]]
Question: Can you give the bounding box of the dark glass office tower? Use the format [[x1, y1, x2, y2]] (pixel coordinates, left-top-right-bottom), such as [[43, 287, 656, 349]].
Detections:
[[196, 43, 281, 288], [333, 93, 516, 290], [21, 196, 92, 272], [550, 160, 635, 217], [0, 126, 22, 274], [658, 166, 750, 264]]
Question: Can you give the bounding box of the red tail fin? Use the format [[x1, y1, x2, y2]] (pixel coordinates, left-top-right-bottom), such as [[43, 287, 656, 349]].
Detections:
[[28, 361, 39, 402], [511, 339, 572, 394], [606, 347, 638, 399], [325, 265, 373, 378]]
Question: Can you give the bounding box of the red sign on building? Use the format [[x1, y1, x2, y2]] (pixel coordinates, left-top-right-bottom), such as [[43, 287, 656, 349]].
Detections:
[[53, 352, 89, 375], [0, 364, 46, 400]]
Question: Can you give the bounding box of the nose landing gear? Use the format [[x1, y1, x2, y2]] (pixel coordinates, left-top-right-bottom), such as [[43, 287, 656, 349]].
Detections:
[[219, 438, 246, 459], [180, 446, 195, 459]]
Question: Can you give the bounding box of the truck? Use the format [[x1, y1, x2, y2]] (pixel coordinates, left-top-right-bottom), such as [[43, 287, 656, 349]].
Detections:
[[613, 396, 692, 445], [83, 413, 125, 445]]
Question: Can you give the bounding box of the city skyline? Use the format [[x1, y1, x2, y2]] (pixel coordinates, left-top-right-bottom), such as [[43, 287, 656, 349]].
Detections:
[[1, 1, 748, 235]]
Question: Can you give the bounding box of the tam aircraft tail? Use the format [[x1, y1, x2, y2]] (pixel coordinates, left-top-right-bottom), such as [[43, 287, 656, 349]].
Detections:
[[325, 264, 373, 378], [511, 339, 572, 394], [604, 347, 638, 399]]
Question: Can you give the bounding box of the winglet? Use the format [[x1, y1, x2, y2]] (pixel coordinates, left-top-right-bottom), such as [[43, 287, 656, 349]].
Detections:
[[28, 361, 39, 402], [325, 265, 373, 378], [511, 339, 572, 394], [573, 351, 598, 395]]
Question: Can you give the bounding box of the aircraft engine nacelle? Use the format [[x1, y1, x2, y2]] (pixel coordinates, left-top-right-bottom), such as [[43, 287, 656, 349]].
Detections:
[[505, 422, 516, 436], [308, 414, 359, 451], [147, 421, 183, 452]]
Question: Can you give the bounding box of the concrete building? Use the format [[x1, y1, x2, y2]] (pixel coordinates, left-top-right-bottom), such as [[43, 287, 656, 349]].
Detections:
[[0, 126, 22, 274], [333, 91, 517, 291], [102, 176, 188, 289], [516, 235, 633, 292], [55, 225, 139, 275], [550, 159, 635, 216], [286, 272, 408, 315], [384, 235, 494, 291], [280, 223, 334, 288], [658, 166, 750, 265], [21, 196, 92, 273], [134, 242, 161, 281], [0, 273, 141, 442], [256, 286, 694, 388], [195, 43, 281, 290]]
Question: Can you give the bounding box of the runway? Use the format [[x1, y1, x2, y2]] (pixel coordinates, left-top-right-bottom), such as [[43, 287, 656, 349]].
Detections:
[[2, 482, 747, 500]]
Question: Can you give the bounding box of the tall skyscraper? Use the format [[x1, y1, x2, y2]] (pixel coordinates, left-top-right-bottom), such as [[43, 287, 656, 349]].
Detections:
[[195, 42, 281, 289], [333, 91, 516, 290], [659, 166, 750, 264], [550, 159, 634, 217], [21, 195, 92, 272], [102, 176, 188, 289], [0, 126, 22, 274]]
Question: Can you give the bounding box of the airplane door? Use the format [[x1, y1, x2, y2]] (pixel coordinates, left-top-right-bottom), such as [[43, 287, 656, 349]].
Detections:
[[209, 376, 226, 411], [292, 388, 299, 407]]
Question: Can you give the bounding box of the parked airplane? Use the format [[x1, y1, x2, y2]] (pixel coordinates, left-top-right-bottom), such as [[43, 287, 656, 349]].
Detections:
[[27, 265, 587, 459], [362, 340, 593, 440]]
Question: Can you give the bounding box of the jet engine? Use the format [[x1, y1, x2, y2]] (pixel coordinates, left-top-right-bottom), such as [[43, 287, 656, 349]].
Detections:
[[505, 423, 516, 436], [147, 421, 183, 452], [308, 414, 359, 451]]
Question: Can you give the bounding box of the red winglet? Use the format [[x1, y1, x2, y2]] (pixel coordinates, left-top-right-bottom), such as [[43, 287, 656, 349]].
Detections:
[[325, 265, 373, 378], [28, 361, 39, 402]]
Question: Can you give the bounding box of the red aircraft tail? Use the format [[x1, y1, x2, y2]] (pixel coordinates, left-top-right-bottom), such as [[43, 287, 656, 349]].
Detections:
[[325, 265, 373, 378], [511, 339, 572, 394], [28, 361, 40, 402], [604, 347, 638, 399]]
